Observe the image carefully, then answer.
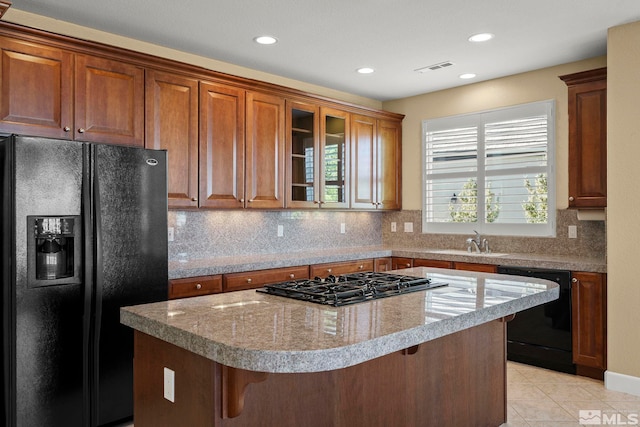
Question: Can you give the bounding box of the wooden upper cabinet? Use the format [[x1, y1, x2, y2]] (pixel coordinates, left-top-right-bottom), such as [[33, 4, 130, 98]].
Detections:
[[75, 54, 144, 146], [560, 68, 607, 208], [245, 91, 285, 209], [145, 70, 199, 208], [0, 37, 73, 138], [199, 81, 245, 208], [351, 114, 401, 210]]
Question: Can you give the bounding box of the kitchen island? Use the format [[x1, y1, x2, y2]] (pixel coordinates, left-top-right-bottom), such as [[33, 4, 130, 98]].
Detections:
[[121, 267, 559, 427]]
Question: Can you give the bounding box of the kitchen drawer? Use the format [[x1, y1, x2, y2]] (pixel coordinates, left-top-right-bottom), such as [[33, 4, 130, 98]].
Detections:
[[453, 262, 497, 273], [169, 275, 223, 299], [310, 259, 374, 278], [391, 257, 413, 270], [223, 266, 309, 292], [413, 258, 453, 269]]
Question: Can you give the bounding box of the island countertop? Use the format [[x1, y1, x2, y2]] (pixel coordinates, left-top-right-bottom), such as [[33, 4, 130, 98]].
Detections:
[[120, 267, 558, 373]]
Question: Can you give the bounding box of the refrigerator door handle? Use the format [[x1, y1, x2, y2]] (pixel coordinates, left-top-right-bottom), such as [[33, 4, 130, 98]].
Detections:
[[81, 144, 94, 427], [91, 147, 104, 427]]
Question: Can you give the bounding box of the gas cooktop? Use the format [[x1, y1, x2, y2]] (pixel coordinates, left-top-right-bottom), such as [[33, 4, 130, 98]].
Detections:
[[257, 271, 448, 307]]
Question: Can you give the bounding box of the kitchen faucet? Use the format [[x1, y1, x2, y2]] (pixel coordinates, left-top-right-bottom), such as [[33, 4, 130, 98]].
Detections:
[[466, 230, 490, 253]]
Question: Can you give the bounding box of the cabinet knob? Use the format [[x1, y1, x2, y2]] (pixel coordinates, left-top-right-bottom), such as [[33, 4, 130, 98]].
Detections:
[[191, 197, 198, 202], [569, 196, 575, 202], [246, 278, 252, 284], [240, 199, 245, 203], [406, 263, 411, 267], [327, 268, 332, 273], [358, 265, 364, 270], [63, 126, 71, 132], [248, 199, 254, 203], [572, 278, 578, 283], [196, 283, 202, 290], [78, 128, 85, 133], [289, 274, 295, 279]]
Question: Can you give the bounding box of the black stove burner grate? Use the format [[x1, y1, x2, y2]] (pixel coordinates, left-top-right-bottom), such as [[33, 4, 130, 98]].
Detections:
[[257, 272, 448, 307]]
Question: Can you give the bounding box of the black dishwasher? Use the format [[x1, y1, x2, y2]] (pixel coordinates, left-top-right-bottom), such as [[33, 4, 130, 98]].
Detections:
[[497, 266, 575, 374]]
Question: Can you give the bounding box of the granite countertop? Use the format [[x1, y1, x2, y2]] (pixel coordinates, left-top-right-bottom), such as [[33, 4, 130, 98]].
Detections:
[[121, 267, 559, 373], [168, 245, 606, 279]]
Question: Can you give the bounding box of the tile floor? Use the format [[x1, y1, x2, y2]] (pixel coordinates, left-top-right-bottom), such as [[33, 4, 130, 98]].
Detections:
[[504, 362, 640, 426], [119, 362, 640, 427]]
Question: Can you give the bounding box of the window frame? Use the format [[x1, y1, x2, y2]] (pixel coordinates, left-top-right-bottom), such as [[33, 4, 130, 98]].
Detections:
[[421, 100, 556, 237]]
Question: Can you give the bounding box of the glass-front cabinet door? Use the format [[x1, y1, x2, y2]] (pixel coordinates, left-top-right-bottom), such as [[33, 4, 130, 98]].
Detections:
[[286, 102, 349, 208], [287, 102, 319, 207], [320, 107, 349, 208]]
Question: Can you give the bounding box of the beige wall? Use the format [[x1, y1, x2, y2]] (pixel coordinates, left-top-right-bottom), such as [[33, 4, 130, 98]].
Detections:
[[382, 56, 607, 211], [607, 21, 640, 379], [3, 9, 383, 111]]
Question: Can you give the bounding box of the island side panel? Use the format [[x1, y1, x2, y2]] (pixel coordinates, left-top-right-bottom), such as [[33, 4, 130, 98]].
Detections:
[[133, 331, 219, 427]]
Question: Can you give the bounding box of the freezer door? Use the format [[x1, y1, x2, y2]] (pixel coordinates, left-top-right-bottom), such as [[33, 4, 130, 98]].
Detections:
[[10, 136, 85, 427], [91, 144, 168, 426]]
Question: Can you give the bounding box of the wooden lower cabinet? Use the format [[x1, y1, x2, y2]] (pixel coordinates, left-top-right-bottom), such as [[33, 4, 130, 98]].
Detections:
[[133, 319, 506, 427], [309, 259, 374, 278], [413, 258, 453, 269], [169, 275, 223, 299], [572, 271, 607, 378], [374, 257, 392, 272], [454, 262, 497, 273], [223, 265, 309, 292]]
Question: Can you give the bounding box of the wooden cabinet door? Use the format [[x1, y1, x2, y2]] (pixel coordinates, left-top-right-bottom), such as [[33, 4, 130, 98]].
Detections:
[[223, 266, 309, 292], [560, 68, 607, 208], [377, 119, 401, 210], [320, 107, 350, 208], [572, 272, 607, 371], [75, 54, 144, 146], [351, 114, 377, 209], [286, 100, 319, 208], [0, 37, 73, 139], [146, 70, 199, 208], [245, 91, 285, 209], [199, 81, 245, 208]]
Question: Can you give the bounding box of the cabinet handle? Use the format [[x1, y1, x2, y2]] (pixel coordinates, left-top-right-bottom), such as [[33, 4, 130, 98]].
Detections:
[[289, 274, 295, 279], [196, 283, 202, 290], [569, 196, 575, 202], [63, 126, 71, 132], [572, 278, 578, 283], [358, 265, 364, 270], [191, 197, 198, 202], [240, 199, 244, 203], [246, 278, 252, 284], [327, 268, 332, 273], [406, 263, 411, 267], [78, 128, 85, 133], [248, 199, 254, 203]]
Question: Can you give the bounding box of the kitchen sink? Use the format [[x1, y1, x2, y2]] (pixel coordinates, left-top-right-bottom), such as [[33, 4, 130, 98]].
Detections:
[[431, 249, 510, 257]]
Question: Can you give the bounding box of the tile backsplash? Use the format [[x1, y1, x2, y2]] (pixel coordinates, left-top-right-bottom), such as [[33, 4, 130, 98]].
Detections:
[[382, 210, 606, 258], [167, 210, 382, 261], [168, 209, 605, 261]]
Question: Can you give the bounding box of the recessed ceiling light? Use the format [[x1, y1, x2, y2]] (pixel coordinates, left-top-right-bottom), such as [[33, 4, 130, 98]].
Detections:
[[254, 35, 278, 45], [357, 67, 375, 74], [459, 73, 476, 79], [468, 33, 494, 43]]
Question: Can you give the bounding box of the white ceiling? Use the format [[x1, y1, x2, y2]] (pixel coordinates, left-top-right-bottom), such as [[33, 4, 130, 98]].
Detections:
[[10, 0, 640, 101]]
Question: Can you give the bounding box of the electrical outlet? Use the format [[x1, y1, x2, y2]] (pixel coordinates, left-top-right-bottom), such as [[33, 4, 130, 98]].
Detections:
[[164, 367, 175, 403], [404, 222, 413, 233], [568, 225, 577, 239], [167, 227, 174, 242], [340, 223, 346, 234], [391, 222, 397, 232], [277, 224, 284, 237]]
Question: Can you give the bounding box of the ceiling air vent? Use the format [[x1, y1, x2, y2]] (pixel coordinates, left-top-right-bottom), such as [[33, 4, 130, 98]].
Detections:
[[415, 61, 454, 73]]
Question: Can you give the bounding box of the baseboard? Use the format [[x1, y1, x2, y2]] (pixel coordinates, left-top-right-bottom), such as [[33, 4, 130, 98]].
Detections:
[[605, 370, 640, 397]]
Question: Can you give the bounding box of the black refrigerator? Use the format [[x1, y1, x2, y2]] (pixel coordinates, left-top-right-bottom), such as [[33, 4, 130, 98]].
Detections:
[[0, 135, 169, 427]]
